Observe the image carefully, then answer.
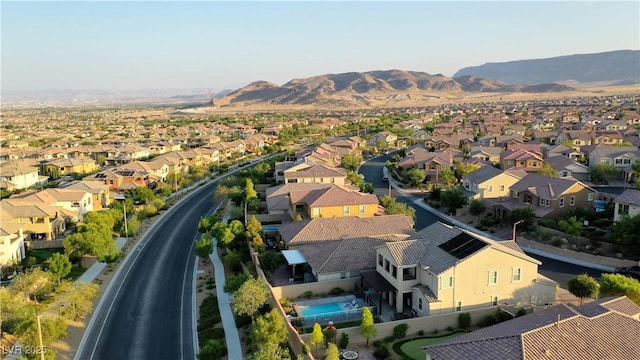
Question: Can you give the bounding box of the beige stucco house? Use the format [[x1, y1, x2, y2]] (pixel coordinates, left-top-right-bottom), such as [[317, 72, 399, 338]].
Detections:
[[373, 222, 557, 316], [462, 167, 527, 200], [613, 188, 640, 222]]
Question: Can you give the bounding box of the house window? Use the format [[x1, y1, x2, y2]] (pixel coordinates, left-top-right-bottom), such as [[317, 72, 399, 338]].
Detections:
[[456, 301, 462, 312], [341, 272, 347, 279], [618, 204, 630, 215], [402, 267, 417, 281], [418, 298, 423, 311], [491, 296, 499, 306], [512, 268, 522, 282], [331, 178, 335, 183], [343, 206, 350, 215], [532, 161, 538, 167], [570, 196, 575, 206], [359, 205, 365, 214], [488, 185, 493, 193], [320, 178, 324, 183], [561, 171, 569, 177], [624, 159, 632, 165], [392, 265, 397, 278], [312, 208, 320, 216], [441, 276, 454, 289], [378, 254, 383, 266], [488, 270, 498, 285], [588, 193, 594, 201], [500, 184, 505, 192], [559, 198, 565, 207], [615, 159, 623, 165], [473, 184, 478, 191], [385, 259, 390, 272], [512, 190, 518, 198]]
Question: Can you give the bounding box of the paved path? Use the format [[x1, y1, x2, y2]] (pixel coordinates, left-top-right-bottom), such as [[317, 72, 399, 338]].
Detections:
[[209, 238, 243, 360]]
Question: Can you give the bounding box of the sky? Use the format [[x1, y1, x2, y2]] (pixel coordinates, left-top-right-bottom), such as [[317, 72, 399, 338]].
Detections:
[[2, 1, 639, 91]]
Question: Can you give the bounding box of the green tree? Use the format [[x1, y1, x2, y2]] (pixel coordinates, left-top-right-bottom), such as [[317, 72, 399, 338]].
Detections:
[[126, 186, 155, 205], [45, 253, 72, 283], [509, 206, 536, 232], [232, 277, 269, 322], [360, 306, 377, 347], [52, 281, 99, 321], [455, 162, 481, 178], [309, 323, 325, 357], [558, 216, 583, 239], [197, 216, 212, 234], [599, 273, 640, 305], [341, 153, 362, 171], [538, 162, 559, 178], [195, 235, 213, 260], [198, 339, 227, 360], [223, 273, 251, 293], [219, 228, 236, 247], [439, 168, 456, 186], [253, 308, 288, 346], [347, 170, 364, 187], [611, 213, 640, 257], [468, 199, 486, 221], [246, 215, 263, 237], [440, 188, 468, 216], [223, 250, 242, 272], [259, 251, 283, 274], [246, 343, 289, 360], [379, 195, 416, 220], [63, 222, 118, 262], [589, 162, 618, 185], [228, 220, 245, 237], [406, 168, 426, 187], [326, 343, 340, 360], [568, 273, 600, 305]]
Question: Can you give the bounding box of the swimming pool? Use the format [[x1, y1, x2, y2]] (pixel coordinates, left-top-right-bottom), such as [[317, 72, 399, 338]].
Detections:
[[292, 296, 370, 325], [298, 302, 348, 317]]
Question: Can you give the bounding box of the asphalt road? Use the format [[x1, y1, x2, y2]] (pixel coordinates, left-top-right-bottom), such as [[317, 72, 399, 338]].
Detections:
[[75, 180, 219, 360], [358, 154, 607, 288]]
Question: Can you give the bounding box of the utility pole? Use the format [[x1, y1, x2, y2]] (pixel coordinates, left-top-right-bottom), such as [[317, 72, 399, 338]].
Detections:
[[37, 315, 45, 360], [124, 208, 129, 243]]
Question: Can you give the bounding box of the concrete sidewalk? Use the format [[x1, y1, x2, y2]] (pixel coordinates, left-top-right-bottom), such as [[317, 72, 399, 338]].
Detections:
[[75, 237, 127, 284], [209, 238, 243, 360]]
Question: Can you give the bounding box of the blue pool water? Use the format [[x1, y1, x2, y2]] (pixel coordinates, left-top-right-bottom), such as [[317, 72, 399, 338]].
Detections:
[[299, 302, 347, 317]]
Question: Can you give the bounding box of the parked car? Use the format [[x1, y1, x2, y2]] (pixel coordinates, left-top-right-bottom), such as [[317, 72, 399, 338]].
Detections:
[[614, 266, 640, 280]]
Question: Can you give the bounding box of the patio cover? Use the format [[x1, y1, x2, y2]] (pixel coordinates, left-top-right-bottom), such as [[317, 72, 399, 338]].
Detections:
[[281, 249, 307, 265], [360, 270, 396, 292]]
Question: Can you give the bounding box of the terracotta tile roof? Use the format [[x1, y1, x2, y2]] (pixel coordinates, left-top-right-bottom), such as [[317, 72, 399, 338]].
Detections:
[[413, 284, 440, 303], [614, 188, 640, 206], [510, 174, 594, 200], [265, 183, 334, 212], [425, 297, 640, 360], [290, 185, 379, 207], [278, 214, 414, 246], [284, 164, 347, 178]]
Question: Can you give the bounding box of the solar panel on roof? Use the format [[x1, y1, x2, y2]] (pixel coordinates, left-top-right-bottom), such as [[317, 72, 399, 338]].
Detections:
[[95, 173, 107, 178], [438, 233, 487, 259]]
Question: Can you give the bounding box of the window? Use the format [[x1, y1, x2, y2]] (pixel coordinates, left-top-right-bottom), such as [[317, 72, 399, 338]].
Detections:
[[392, 265, 397, 278], [588, 193, 594, 201], [340, 272, 347, 279], [488, 185, 493, 193], [488, 270, 498, 285], [500, 184, 505, 192], [456, 301, 462, 312], [359, 205, 365, 214], [624, 159, 632, 165], [312, 208, 320, 216], [561, 171, 569, 177], [473, 184, 478, 191], [418, 298, 423, 311], [570, 196, 575, 206], [615, 159, 623, 165], [441, 276, 454, 289], [403, 267, 417, 281], [331, 178, 335, 183], [343, 206, 350, 215], [532, 161, 538, 167], [378, 254, 383, 266], [385, 259, 390, 272], [512, 190, 519, 198], [512, 267, 522, 282], [559, 198, 565, 207], [491, 296, 499, 306], [618, 204, 630, 215]]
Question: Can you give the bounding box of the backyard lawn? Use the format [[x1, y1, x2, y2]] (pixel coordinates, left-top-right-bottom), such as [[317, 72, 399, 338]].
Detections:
[[399, 332, 464, 360]]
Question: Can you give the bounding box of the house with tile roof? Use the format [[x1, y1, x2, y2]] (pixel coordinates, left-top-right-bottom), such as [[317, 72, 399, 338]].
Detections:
[[613, 188, 640, 222], [424, 296, 640, 360], [62, 181, 111, 209], [0, 221, 26, 265], [469, 146, 502, 165], [288, 184, 380, 219], [462, 167, 527, 200], [543, 155, 590, 181], [588, 145, 640, 182], [0, 199, 69, 241], [277, 215, 414, 281], [374, 222, 556, 316], [491, 174, 596, 219], [266, 183, 335, 215], [500, 148, 544, 172], [0, 162, 43, 190], [41, 158, 99, 178], [283, 164, 347, 186], [9, 188, 94, 220], [367, 131, 398, 149]]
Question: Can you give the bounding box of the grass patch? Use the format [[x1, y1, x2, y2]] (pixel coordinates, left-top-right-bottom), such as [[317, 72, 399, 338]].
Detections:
[[394, 332, 466, 360], [66, 266, 88, 281], [26, 249, 63, 263]]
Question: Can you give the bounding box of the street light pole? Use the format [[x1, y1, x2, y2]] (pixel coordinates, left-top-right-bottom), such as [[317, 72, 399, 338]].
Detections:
[[36, 315, 45, 360], [512, 220, 524, 241]]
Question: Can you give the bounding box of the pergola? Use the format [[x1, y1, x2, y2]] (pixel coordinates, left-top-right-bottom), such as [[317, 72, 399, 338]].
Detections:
[[281, 249, 307, 279], [360, 270, 396, 315]]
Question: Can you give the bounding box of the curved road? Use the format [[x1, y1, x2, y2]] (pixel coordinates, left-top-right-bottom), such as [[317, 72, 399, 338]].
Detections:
[[75, 180, 220, 360], [359, 155, 605, 288]]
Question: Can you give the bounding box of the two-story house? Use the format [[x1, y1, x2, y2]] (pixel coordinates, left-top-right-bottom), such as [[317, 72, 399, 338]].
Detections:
[[0, 221, 26, 265], [493, 174, 596, 219], [543, 155, 590, 181], [469, 146, 502, 165], [283, 164, 347, 186], [462, 167, 527, 200], [500, 149, 544, 172], [10, 188, 94, 221], [372, 222, 556, 316], [613, 188, 640, 222], [62, 180, 111, 210], [367, 131, 398, 149], [41, 158, 98, 178], [288, 184, 379, 220], [0, 162, 43, 190], [0, 199, 68, 241], [588, 145, 640, 182]]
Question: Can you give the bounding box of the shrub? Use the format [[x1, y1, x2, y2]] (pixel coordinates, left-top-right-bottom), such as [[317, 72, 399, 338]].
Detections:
[[303, 290, 314, 299], [198, 339, 227, 360], [537, 229, 553, 242], [551, 237, 564, 247], [458, 312, 471, 330], [446, 325, 455, 332], [384, 336, 395, 343], [373, 340, 384, 348], [373, 344, 391, 359], [328, 287, 344, 295], [538, 219, 556, 228], [302, 344, 310, 354], [339, 333, 349, 349], [417, 330, 424, 336], [392, 323, 409, 340]]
